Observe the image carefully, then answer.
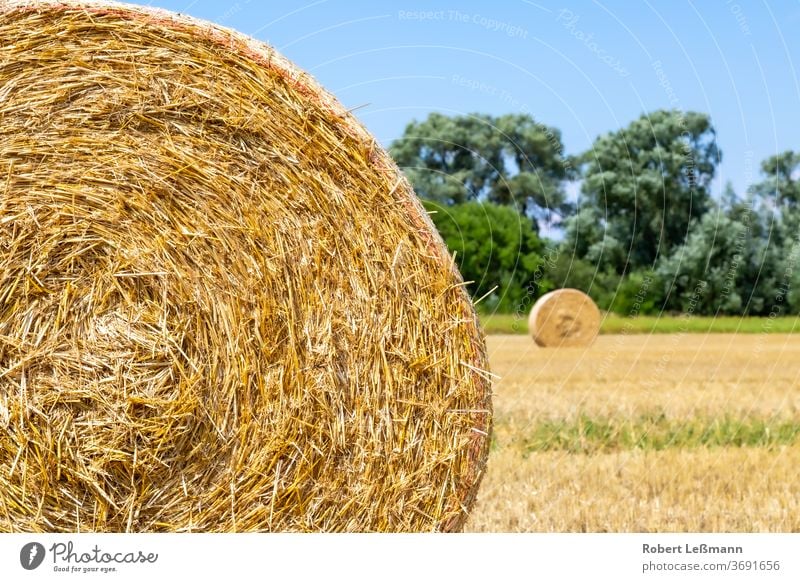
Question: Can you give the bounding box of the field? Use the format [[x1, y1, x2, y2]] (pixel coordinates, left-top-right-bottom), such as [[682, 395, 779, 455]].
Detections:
[[465, 334, 800, 532]]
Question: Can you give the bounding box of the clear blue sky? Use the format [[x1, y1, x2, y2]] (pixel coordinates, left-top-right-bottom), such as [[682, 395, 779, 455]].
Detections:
[[145, 0, 799, 199]]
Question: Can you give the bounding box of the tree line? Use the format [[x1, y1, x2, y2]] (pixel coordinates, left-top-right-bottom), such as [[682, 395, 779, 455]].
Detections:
[[390, 110, 800, 316]]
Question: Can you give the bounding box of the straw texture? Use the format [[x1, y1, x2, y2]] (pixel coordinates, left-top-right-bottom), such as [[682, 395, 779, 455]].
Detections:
[[528, 289, 600, 347], [0, 0, 492, 532]]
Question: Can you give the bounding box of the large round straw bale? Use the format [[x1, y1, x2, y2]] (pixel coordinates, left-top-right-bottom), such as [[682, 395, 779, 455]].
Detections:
[[528, 289, 600, 347], [0, 1, 492, 532]]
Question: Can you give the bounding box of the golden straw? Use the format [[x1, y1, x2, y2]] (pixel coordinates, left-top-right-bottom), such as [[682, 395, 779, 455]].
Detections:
[[0, 0, 492, 532]]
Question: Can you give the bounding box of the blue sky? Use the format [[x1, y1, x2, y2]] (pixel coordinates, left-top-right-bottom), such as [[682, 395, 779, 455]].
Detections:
[[147, 0, 799, 199]]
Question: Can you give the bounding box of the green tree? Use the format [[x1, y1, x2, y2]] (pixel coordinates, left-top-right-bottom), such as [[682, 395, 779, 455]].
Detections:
[[391, 113, 572, 225], [656, 202, 783, 315], [423, 200, 546, 312], [578, 109, 721, 272], [748, 151, 800, 314], [750, 150, 800, 210]]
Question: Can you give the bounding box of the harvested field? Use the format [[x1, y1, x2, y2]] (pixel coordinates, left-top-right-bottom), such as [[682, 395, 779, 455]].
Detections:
[[466, 334, 800, 532]]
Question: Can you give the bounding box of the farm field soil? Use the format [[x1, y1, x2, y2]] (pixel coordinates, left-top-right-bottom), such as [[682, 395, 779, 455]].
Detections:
[[466, 334, 800, 532]]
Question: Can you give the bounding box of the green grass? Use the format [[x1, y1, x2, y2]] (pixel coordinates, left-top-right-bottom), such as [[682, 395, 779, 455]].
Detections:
[[517, 414, 800, 454], [479, 312, 800, 335]]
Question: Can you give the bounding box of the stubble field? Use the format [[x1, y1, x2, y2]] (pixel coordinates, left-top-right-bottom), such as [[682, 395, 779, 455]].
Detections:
[[465, 334, 800, 532]]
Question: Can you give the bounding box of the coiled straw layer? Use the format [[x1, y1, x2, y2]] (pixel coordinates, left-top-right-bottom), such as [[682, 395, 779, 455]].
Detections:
[[0, 1, 492, 532]]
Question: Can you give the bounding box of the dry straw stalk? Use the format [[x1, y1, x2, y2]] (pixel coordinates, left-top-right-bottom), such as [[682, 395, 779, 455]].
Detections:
[[528, 288, 600, 347], [0, 0, 492, 532]]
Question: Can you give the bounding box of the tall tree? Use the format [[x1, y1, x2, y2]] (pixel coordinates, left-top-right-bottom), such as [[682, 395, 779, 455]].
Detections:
[[750, 150, 800, 210], [578, 109, 721, 272], [390, 113, 572, 225]]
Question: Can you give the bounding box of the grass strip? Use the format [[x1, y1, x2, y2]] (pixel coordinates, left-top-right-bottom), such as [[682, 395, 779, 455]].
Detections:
[[480, 313, 800, 335], [513, 414, 800, 454]]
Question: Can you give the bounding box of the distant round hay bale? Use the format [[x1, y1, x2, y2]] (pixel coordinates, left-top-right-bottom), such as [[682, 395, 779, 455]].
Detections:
[[0, 1, 492, 532], [528, 289, 600, 347]]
